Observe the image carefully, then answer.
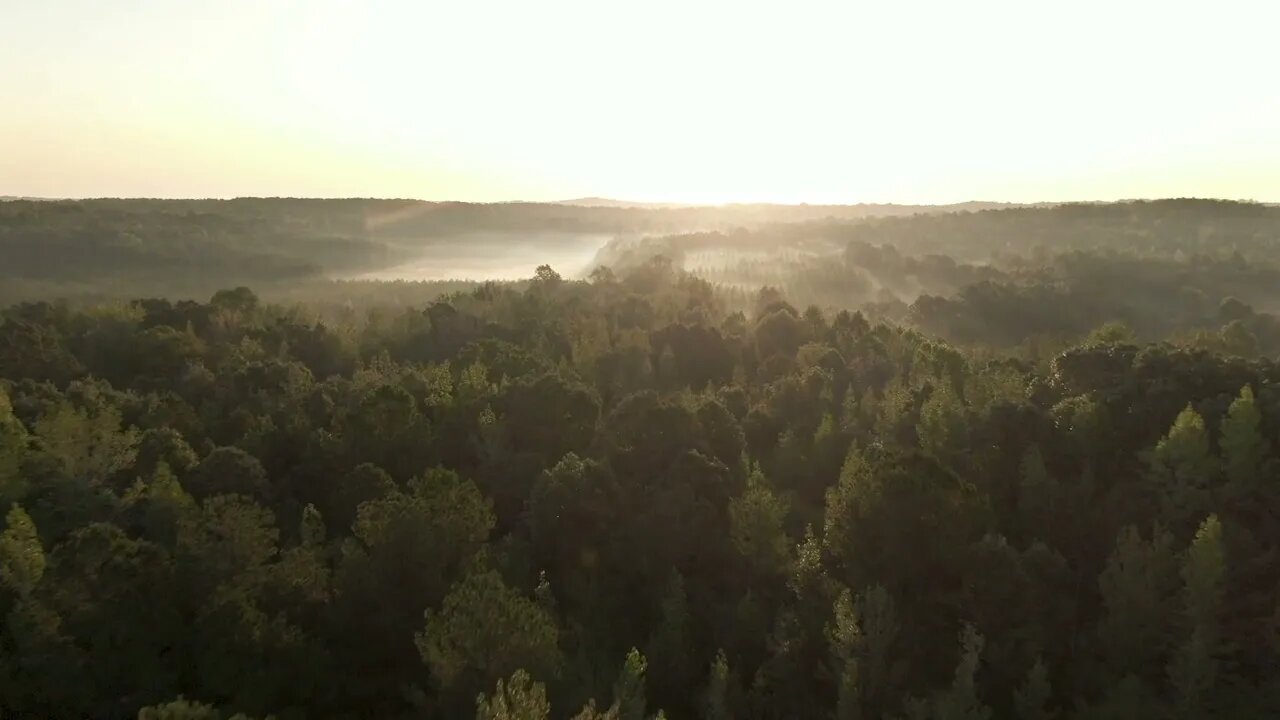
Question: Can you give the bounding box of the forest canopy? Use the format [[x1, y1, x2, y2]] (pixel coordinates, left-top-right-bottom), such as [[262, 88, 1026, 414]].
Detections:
[[1, 198, 1279, 718]]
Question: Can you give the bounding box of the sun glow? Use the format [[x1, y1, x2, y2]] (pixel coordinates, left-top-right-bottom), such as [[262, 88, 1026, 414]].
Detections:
[[3, 0, 1279, 203]]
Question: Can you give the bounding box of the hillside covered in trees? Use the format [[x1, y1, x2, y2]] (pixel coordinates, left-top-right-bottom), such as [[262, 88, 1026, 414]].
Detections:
[[1, 199, 1280, 718], [0, 198, 994, 304]]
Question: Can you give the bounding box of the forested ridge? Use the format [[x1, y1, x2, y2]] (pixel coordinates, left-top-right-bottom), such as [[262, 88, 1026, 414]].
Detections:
[[0, 198, 985, 304], [1, 199, 1280, 718]]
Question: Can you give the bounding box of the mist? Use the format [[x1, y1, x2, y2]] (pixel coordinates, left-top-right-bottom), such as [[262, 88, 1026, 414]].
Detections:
[[350, 232, 615, 282]]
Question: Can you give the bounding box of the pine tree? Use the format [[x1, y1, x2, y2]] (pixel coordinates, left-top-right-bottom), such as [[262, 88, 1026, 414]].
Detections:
[[933, 624, 992, 720], [136, 697, 265, 720], [534, 570, 557, 615], [476, 670, 551, 720], [121, 461, 196, 547], [299, 504, 325, 548], [1018, 445, 1057, 528], [1219, 385, 1269, 497], [701, 650, 731, 720], [645, 572, 693, 710], [917, 383, 967, 462], [828, 587, 863, 720], [136, 697, 223, 719], [0, 387, 28, 504], [855, 584, 898, 714], [0, 504, 44, 597], [613, 648, 648, 720], [1167, 514, 1227, 718], [1148, 405, 1215, 528], [1013, 658, 1055, 720], [418, 570, 561, 690], [1098, 525, 1179, 679], [729, 467, 791, 579], [571, 700, 620, 720]]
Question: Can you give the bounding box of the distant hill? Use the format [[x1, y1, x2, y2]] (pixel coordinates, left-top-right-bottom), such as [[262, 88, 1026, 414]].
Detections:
[[555, 197, 1038, 212], [555, 197, 696, 209]]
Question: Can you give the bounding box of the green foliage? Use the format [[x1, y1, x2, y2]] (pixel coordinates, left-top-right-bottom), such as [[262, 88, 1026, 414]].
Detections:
[[1098, 525, 1179, 679], [895, 624, 992, 720], [917, 381, 968, 462], [645, 572, 693, 711], [121, 462, 196, 545], [177, 494, 279, 593], [1167, 514, 1227, 718], [1149, 405, 1216, 527], [0, 218, 1277, 719], [828, 588, 863, 720], [0, 387, 29, 503], [854, 584, 898, 714], [1013, 658, 1055, 720], [0, 504, 44, 596], [136, 697, 266, 720], [1181, 515, 1226, 629], [936, 624, 992, 720], [1085, 321, 1135, 346], [33, 401, 138, 485], [418, 570, 561, 690], [701, 650, 731, 720], [571, 699, 621, 720], [1220, 385, 1269, 494], [137, 698, 222, 720], [1018, 445, 1057, 533], [729, 467, 792, 579], [348, 468, 493, 602], [612, 648, 649, 720], [476, 670, 551, 720], [299, 504, 325, 548]]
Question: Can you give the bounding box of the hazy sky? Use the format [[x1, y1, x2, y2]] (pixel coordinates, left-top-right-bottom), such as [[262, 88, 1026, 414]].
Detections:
[[2, 0, 1278, 204]]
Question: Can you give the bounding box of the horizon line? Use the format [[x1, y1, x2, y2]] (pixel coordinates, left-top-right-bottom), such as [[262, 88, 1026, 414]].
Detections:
[[2, 195, 1274, 208]]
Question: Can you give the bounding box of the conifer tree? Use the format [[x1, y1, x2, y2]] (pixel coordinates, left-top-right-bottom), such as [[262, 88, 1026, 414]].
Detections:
[[1148, 405, 1215, 528], [0, 504, 44, 597], [1013, 658, 1055, 720], [1098, 525, 1179, 679], [613, 648, 648, 720], [476, 670, 551, 720], [645, 572, 693, 712], [701, 650, 731, 720], [1167, 515, 1227, 719], [1219, 385, 1268, 496]]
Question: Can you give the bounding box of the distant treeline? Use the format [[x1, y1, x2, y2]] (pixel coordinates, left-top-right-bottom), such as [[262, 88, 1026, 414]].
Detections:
[[0, 197, 1010, 304], [600, 200, 1280, 355], [8, 197, 1280, 357]]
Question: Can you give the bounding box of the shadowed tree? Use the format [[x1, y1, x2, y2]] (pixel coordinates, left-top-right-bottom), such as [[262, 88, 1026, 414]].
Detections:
[[1097, 525, 1179, 683], [0, 387, 30, 504], [475, 670, 551, 720], [1219, 385, 1269, 500], [0, 504, 45, 597], [33, 400, 138, 486], [1167, 514, 1228, 719], [418, 569, 560, 702], [1147, 405, 1216, 531]]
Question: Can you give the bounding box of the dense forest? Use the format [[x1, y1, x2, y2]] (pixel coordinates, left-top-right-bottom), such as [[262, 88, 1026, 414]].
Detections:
[[0, 198, 998, 304], [1, 198, 1280, 718]]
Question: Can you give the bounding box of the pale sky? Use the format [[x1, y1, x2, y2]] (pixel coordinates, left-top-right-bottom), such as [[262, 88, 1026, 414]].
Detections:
[[2, 0, 1278, 204]]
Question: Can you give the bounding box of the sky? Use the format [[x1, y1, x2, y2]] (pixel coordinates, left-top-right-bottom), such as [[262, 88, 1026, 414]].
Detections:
[[2, 0, 1278, 205]]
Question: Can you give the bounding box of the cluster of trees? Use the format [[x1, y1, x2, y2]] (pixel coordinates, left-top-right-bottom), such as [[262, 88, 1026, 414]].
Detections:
[[612, 201, 1280, 354], [0, 198, 980, 304], [1, 255, 1278, 718]]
